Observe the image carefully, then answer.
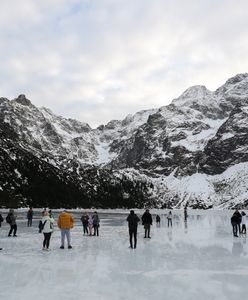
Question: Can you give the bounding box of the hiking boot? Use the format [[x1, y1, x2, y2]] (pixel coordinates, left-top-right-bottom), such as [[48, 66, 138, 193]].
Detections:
[[60, 246, 64, 249], [68, 245, 72, 249]]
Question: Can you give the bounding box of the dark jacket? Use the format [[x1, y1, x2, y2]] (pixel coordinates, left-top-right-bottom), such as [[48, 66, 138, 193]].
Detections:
[[27, 210, 33, 220], [93, 214, 100, 226], [81, 215, 89, 225], [0, 214, 3, 227], [142, 212, 153, 225], [7, 213, 16, 226], [156, 215, 161, 222], [231, 212, 241, 224], [127, 213, 140, 230]]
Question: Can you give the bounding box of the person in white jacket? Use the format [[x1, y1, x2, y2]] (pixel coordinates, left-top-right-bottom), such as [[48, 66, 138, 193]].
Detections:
[[241, 211, 247, 234], [41, 211, 54, 250]]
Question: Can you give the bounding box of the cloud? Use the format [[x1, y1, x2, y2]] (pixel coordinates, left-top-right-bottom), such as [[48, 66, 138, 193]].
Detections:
[[1, 0, 248, 127]]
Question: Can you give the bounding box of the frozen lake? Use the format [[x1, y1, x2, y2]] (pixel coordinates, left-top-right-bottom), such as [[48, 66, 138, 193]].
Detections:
[[0, 209, 247, 300]]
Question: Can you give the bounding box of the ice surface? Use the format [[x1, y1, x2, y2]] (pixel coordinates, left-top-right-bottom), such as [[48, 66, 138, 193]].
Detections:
[[0, 210, 248, 300]]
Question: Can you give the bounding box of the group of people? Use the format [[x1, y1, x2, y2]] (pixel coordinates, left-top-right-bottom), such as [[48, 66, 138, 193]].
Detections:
[[0, 208, 101, 251], [80, 211, 100, 236], [0, 208, 171, 251], [1, 207, 247, 251], [39, 210, 100, 251], [126, 209, 173, 249], [231, 209, 247, 237]]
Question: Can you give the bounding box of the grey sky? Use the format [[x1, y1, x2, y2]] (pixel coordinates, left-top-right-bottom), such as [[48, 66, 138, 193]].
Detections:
[[1, 0, 248, 127]]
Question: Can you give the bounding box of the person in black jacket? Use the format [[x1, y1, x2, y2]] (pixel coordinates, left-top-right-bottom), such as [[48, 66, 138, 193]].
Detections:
[[127, 210, 140, 249], [92, 211, 100, 236], [81, 212, 89, 235], [7, 209, 17, 237], [231, 210, 242, 237], [141, 209, 152, 238], [0, 213, 3, 250], [0, 213, 3, 227], [27, 207, 34, 227], [156, 215, 161, 227], [236, 210, 242, 234]]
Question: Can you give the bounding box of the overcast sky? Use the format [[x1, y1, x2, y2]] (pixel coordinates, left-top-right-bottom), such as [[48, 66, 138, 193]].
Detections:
[[1, 0, 248, 127]]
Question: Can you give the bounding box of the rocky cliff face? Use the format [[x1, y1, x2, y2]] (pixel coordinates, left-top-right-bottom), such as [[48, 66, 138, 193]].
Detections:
[[1, 73, 248, 208]]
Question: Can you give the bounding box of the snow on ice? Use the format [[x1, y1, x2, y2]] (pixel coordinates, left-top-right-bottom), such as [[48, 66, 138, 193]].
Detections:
[[0, 209, 248, 300]]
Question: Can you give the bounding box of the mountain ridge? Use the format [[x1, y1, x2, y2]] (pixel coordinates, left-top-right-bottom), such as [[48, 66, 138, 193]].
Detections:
[[1, 73, 248, 208]]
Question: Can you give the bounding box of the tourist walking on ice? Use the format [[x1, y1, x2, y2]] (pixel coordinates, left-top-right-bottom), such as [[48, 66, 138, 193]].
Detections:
[[81, 212, 89, 235], [241, 211, 247, 234], [156, 214, 161, 227], [231, 210, 241, 237], [88, 214, 94, 236], [93, 211, 100, 236], [41, 211, 54, 250], [167, 211, 173, 227], [0, 213, 3, 250], [27, 207, 34, 227], [6, 209, 17, 237], [142, 209, 152, 238], [0, 213, 3, 227], [57, 210, 74, 249], [127, 210, 140, 249], [236, 209, 242, 234]]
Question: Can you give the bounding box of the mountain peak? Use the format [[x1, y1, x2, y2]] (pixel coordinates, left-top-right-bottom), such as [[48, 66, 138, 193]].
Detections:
[[172, 85, 213, 107], [224, 73, 248, 86], [181, 85, 209, 96], [13, 94, 32, 106]]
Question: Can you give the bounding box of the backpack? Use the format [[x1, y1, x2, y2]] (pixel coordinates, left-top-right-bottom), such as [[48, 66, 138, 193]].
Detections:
[[6, 214, 11, 224], [39, 220, 47, 231]]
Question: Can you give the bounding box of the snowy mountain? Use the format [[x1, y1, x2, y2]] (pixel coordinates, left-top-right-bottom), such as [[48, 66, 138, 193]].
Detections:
[[1, 73, 248, 208]]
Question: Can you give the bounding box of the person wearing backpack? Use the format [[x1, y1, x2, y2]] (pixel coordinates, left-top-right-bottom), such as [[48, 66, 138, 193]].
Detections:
[[7, 209, 17, 237], [41, 211, 54, 251], [80, 212, 89, 235], [93, 211, 100, 236]]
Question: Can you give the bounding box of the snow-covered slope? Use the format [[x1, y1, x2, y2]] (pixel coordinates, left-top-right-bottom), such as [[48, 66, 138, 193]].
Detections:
[[1, 73, 248, 208]]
